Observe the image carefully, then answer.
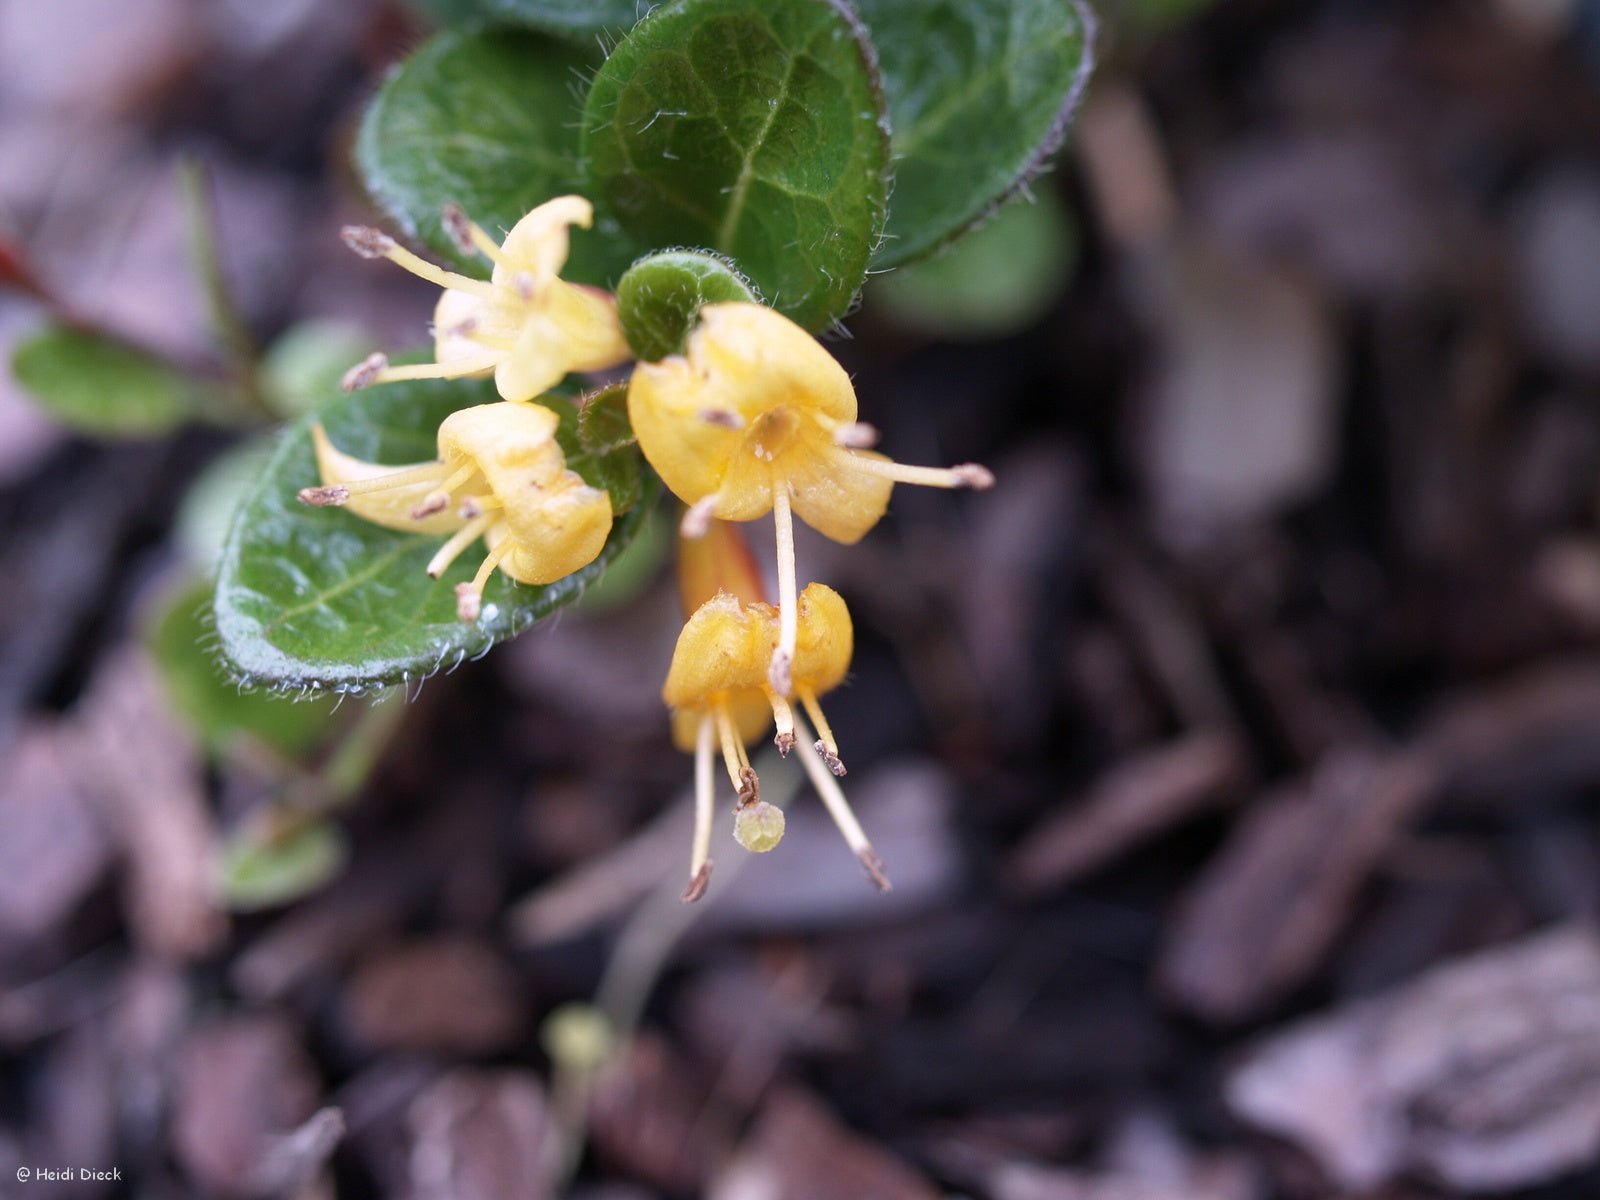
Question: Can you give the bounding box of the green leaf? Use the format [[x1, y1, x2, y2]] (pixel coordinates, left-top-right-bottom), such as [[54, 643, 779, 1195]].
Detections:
[[854, 0, 1096, 268], [581, 0, 890, 331], [615, 250, 758, 361], [873, 192, 1075, 339], [213, 368, 651, 694], [11, 323, 194, 436], [577, 382, 637, 456], [217, 819, 348, 911], [356, 29, 643, 287], [147, 576, 341, 759]]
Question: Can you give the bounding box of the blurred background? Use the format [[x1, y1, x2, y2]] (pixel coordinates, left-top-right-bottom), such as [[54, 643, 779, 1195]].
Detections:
[[7, 0, 1600, 1196]]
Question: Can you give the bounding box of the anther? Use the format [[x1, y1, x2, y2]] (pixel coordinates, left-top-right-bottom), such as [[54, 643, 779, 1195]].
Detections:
[[459, 498, 482, 519], [834, 421, 879, 448], [513, 272, 536, 300], [858, 847, 893, 893], [441, 203, 476, 256], [297, 484, 349, 507], [341, 225, 395, 260], [680, 495, 718, 539], [341, 352, 388, 392], [736, 766, 761, 808], [775, 731, 796, 755], [409, 492, 450, 520], [445, 317, 480, 339], [952, 463, 995, 489], [701, 408, 745, 429], [455, 583, 483, 621], [814, 740, 846, 777], [681, 862, 712, 903]]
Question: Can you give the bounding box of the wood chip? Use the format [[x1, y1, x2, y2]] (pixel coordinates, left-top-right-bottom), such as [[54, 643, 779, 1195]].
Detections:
[[1159, 748, 1438, 1022], [711, 1087, 939, 1200], [1009, 731, 1247, 894], [1229, 926, 1600, 1192]]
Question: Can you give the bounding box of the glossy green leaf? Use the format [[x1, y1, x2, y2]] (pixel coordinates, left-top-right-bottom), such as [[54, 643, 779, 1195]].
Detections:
[[873, 192, 1075, 338], [147, 576, 341, 758], [855, 0, 1096, 267], [581, 0, 890, 330], [615, 250, 758, 361], [213, 369, 651, 694], [11, 323, 194, 436], [356, 29, 642, 287], [217, 819, 348, 911]]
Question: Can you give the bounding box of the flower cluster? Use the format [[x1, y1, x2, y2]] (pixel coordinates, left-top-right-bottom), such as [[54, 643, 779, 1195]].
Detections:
[[304, 196, 993, 901]]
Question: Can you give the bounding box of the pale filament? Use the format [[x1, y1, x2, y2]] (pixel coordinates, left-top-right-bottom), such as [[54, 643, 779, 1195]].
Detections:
[[769, 485, 797, 696], [684, 713, 716, 902], [427, 512, 496, 578], [371, 237, 499, 303], [412, 463, 477, 517], [842, 453, 995, 490], [767, 690, 796, 754], [797, 685, 844, 776], [374, 356, 502, 384], [329, 460, 455, 498], [713, 700, 750, 793], [445, 205, 511, 266], [791, 711, 890, 892]]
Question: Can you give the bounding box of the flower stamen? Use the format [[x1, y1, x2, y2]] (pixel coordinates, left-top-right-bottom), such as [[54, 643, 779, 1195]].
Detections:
[[426, 512, 497, 579], [714, 701, 751, 793], [767, 690, 796, 755], [769, 485, 798, 697], [441, 202, 507, 265], [455, 538, 513, 621], [792, 711, 889, 892], [797, 685, 845, 776], [340, 225, 498, 301], [833, 421, 880, 448], [298, 460, 454, 507], [841, 455, 996, 491], [680, 494, 720, 540], [683, 713, 717, 903]]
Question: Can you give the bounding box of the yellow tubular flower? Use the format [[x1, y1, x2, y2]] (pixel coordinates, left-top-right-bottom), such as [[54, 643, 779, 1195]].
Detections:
[[663, 578, 887, 901], [628, 301, 994, 699], [298, 402, 612, 621], [338, 196, 631, 403]]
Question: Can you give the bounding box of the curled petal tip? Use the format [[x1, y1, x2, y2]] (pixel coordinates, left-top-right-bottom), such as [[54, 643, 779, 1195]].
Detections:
[[341, 225, 394, 259]]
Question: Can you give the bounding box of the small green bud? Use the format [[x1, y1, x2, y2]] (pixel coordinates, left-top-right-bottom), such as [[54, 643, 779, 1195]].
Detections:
[[733, 801, 785, 853]]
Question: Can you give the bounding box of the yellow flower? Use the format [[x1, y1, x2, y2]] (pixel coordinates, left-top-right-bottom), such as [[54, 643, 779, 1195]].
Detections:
[[663, 562, 886, 901], [629, 301, 993, 697], [338, 196, 631, 403], [298, 402, 612, 620]]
